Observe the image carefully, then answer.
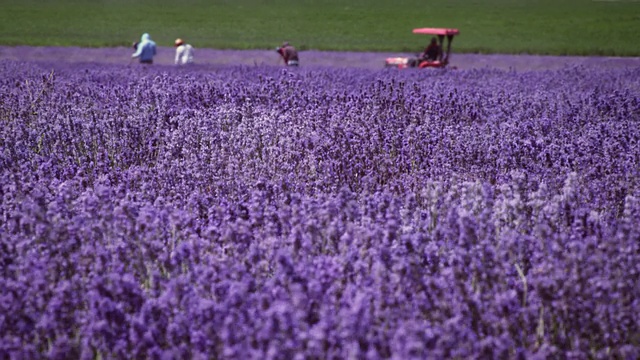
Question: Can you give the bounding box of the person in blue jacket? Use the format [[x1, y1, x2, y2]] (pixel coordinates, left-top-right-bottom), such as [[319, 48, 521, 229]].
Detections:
[[131, 33, 157, 64]]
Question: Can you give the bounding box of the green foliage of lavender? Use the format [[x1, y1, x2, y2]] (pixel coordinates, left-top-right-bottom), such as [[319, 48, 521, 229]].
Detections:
[[1, 60, 639, 358]]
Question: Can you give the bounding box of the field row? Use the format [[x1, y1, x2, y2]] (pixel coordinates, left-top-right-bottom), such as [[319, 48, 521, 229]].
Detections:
[[1, 60, 639, 358]]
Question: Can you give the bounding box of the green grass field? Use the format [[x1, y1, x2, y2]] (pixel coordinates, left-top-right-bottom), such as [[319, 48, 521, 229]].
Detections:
[[1, 0, 639, 56]]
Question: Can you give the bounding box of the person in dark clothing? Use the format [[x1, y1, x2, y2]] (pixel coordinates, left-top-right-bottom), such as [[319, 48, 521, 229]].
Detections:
[[276, 42, 299, 66], [421, 37, 442, 62]]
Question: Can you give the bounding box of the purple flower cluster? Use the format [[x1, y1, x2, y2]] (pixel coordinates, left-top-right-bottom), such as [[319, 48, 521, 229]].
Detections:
[[1, 60, 639, 359]]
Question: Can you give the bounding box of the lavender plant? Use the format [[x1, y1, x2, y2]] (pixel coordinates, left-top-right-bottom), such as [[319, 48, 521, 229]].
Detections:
[[1, 59, 638, 359]]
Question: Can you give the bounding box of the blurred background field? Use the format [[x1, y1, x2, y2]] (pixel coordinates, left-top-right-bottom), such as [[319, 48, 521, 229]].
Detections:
[[0, 0, 639, 56]]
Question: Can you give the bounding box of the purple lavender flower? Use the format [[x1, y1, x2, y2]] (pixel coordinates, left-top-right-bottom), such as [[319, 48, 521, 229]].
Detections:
[[0, 57, 638, 358]]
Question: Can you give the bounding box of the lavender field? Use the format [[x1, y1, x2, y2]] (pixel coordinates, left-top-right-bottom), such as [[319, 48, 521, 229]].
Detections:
[[1, 54, 639, 359], [2, 46, 640, 71]]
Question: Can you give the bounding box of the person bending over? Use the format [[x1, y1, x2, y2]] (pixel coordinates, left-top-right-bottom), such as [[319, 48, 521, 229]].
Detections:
[[276, 42, 299, 66]]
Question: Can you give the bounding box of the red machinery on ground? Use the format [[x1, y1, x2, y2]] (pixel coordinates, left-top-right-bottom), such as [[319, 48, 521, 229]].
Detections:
[[385, 27, 460, 69]]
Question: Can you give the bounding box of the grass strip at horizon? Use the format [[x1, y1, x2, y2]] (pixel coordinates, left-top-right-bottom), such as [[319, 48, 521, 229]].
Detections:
[[0, 59, 639, 358], [0, 0, 639, 56]]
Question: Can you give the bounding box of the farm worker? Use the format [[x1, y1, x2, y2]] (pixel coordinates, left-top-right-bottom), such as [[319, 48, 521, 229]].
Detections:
[[421, 37, 442, 62], [174, 38, 194, 65], [131, 33, 157, 64], [276, 42, 299, 66]]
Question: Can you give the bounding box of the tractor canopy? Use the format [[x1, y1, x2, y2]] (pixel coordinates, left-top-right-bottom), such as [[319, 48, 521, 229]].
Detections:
[[412, 28, 460, 36]]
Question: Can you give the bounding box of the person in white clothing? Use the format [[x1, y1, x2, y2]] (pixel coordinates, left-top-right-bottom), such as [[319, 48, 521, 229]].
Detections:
[[174, 38, 194, 65]]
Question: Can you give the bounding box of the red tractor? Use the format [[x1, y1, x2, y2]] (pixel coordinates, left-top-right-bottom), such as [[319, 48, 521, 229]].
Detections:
[[385, 27, 460, 69]]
